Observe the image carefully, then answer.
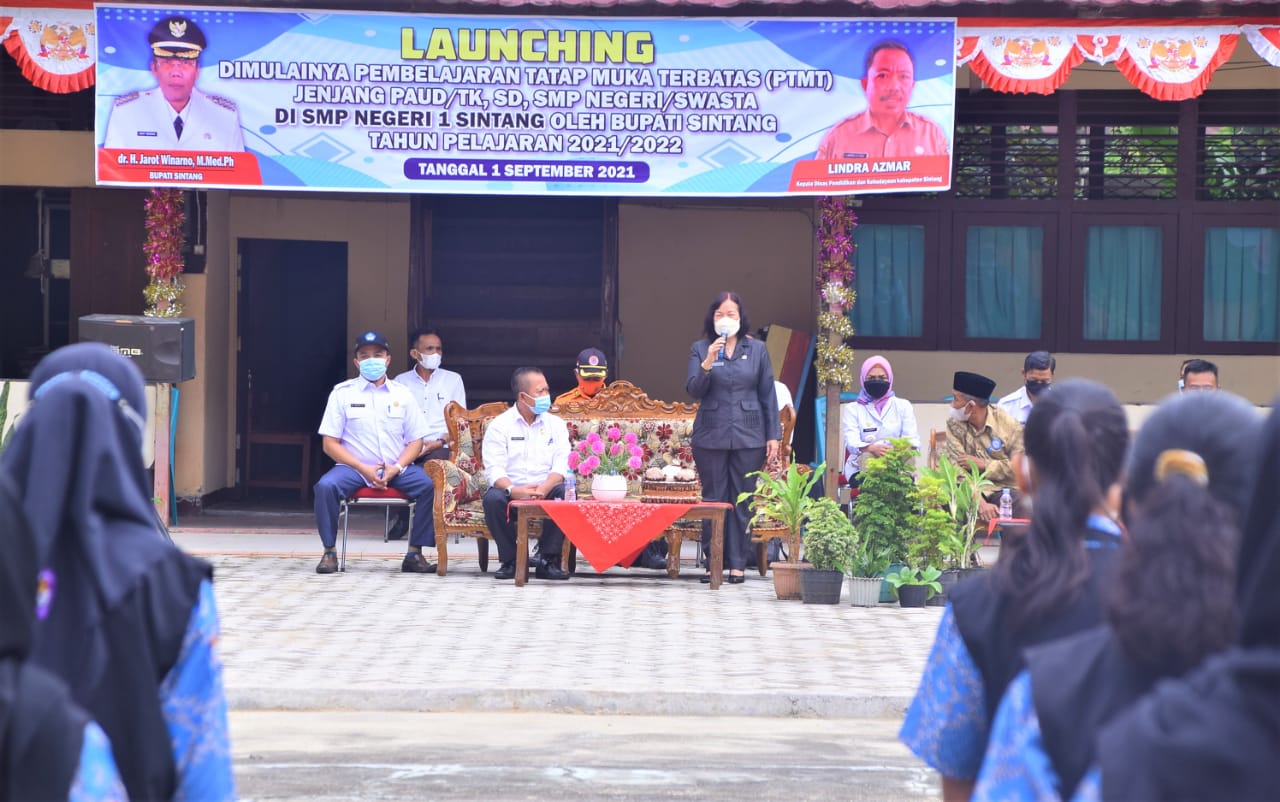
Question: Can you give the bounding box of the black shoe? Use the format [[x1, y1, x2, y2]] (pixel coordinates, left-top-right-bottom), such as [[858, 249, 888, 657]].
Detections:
[[494, 561, 517, 580], [535, 558, 570, 581], [401, 552, 437, 574], [699, 572, 712, 584], [316, 552, 338, 574], [386, 517, 408, 541], [728, 573, 745, 584], [638, 551, 668, 570]]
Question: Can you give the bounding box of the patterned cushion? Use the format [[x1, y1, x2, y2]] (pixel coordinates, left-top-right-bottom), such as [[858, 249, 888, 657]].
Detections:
[[435, 460, 490, 517], [444, 500, 487, 528]]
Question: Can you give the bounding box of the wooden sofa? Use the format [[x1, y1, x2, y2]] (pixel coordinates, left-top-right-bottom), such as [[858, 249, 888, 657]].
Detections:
[[424, 380, 795, 576]]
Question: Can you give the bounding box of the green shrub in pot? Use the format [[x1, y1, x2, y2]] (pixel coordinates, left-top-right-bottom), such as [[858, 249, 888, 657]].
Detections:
[[853, 437, 918, 566], [739, 461, 822, 564], [802, 497, 858, 573]]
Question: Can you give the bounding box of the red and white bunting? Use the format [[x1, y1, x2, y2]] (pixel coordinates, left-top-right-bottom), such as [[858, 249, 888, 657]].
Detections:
[[1244, 25, 1280, 67], [957, 20, 1274, 101], [2, 5, 96, 93]]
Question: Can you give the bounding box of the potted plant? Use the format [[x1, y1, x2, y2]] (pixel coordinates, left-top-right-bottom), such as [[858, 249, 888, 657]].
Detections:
[[799, 497, 856, 604], [885, 566, 943, 608], [569, 425, 644, 501], [914, 474, 957, 606], [853, 438, 918, 601], [847, 540, 893, 608], [740, 461, 821, 600], [920, 454, 995, 598]]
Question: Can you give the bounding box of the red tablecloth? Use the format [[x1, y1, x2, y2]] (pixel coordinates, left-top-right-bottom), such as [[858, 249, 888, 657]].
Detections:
[[517, 500, 696, 573]]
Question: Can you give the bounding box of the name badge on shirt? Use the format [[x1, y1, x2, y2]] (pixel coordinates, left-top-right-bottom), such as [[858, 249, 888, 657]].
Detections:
[[711, 361, 725, 368], [862, 427, 877, 433], [842, 152, 869, 158], [350, 403, 365, 408], [511, 436, 526, 441]]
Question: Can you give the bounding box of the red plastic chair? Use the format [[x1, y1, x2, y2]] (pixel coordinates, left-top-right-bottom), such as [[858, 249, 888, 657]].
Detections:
[[339, 486, 415, 572]]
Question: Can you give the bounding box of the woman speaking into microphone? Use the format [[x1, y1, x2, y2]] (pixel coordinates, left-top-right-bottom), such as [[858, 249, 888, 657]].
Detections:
[[686, 291, 781, 584]]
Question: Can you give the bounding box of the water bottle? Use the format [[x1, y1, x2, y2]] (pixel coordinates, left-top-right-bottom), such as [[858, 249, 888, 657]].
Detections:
[[564, 471, 577, 502], [999, 487, 1013, 519]]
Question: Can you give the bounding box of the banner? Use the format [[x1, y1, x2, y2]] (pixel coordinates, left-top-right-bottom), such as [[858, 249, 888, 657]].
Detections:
[[94, 7, 956, 196], [2, 5, 96, 93]]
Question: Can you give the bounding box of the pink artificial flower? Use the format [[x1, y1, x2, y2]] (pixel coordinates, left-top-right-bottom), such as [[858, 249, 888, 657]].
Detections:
[[606, 426, 622, 441], [576, 440, 591, 454], [567, 452, 580, 470], [628, 456, 643, 471], [590, 439, 605, 455], [629, 445, 643, 458], [582, 455, 600, 473], [623, 432, 638, 446], [586, 431, 603, 445], [609, 443, 622, 457]]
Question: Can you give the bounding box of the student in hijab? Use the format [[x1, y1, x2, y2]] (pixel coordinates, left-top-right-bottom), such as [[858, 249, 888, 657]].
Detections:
[[0, 470, 127, 801], [1071, 401, 1280, 802], [839, 355, 919, 484], [0, 343, 234, 802], [972, 391, 1263, 801], [899, 380, 1129, 802]]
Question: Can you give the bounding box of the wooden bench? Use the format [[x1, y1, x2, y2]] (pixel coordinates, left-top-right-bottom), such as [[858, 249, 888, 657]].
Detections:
[[424, 380, 795, 576]]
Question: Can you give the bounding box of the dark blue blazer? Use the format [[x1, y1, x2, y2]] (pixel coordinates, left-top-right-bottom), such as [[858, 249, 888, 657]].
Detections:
[[686, 336, 782, 450]]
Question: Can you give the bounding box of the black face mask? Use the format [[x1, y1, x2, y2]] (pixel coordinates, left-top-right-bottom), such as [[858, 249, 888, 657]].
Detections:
[[1026, 380, 1051, 398], [864, 379, 891, 399]]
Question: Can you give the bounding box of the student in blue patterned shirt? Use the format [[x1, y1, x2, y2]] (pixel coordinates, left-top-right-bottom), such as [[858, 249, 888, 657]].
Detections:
[[973, 391, 1263, 801], [899, 380, 1128, 802]]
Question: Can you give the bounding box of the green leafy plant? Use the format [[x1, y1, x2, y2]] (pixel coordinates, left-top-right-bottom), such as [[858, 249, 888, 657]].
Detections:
[[739, 461, 822, 563], [885, 566, 944, 600], [853, 438, 917, 566], [920, 453, 995, 569], [802, 497, 858, 573], [911, 474, 955, 571]]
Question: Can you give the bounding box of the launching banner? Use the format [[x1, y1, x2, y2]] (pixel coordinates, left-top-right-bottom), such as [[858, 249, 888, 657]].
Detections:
[[94, 6, 956, 196]]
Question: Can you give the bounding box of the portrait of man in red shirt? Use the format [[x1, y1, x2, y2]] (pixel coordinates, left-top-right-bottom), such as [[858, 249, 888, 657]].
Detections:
[[816, 39, 950, 161]]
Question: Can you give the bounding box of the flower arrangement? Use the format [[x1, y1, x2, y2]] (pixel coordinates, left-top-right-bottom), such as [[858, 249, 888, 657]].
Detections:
[[814, 195, 858, 388], [569, 426, 644, 476], [142, 188, 186, 317]]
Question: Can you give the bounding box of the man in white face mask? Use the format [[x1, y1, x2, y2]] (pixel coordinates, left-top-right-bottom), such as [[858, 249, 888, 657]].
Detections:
[[945, 370, 1027, 522], [388, 328, 467, 539]]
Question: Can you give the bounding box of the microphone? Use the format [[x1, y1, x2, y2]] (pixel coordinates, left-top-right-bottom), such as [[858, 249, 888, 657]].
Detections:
[[719, 337, 725, 361]]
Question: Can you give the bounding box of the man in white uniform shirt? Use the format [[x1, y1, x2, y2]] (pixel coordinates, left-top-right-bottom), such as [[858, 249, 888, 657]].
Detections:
[[103, 16, 244, 152], [996, 351, 1055, 425], [482, 367, 571, 581], [313, 330, 437, 575], [388, 328, 466, 539]]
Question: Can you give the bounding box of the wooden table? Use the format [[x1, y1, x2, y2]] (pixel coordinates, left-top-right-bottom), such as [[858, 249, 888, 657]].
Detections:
[[511, 500, 730, 589]]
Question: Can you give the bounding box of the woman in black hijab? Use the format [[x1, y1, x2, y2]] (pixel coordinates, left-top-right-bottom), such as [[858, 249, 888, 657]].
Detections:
[[1, 343, 234, 801], [1, 469, 127, 800], [1083, 401, 1280, 801], [971, 391, 1263, 801]]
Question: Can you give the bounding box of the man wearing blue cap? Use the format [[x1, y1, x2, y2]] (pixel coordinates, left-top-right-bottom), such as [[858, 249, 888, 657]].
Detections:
[[312, 331, 437, 575], [103, 15, 244, 151]]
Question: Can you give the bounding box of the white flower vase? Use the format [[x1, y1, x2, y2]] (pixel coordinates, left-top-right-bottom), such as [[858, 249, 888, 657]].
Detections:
[[590, 473, 628, 502]]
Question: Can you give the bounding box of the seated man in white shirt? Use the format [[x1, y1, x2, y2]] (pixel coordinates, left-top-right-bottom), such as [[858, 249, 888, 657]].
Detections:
[[313, 330, 437, 575], [996, 350, 1055, 425], [840, 355, 920, 484], [388, 328, 466, 540], [481, 367, 571, 581]]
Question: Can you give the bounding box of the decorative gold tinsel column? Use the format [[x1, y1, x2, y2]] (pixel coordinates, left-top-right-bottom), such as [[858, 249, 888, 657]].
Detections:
[[814, 196, 857, 499], [142, 188, 185, 317]]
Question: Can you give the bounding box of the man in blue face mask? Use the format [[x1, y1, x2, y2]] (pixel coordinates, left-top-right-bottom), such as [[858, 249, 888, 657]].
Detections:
[[312, 330, 438, 575], [481, 367, 572, 581]]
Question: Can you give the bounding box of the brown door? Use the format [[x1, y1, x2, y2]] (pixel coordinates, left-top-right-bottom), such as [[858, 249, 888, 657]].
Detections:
[[236, 238, 347, 496], [413, 196, 617, 405]]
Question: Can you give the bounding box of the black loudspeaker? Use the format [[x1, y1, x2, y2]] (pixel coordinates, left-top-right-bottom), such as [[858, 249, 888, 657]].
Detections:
[[78, 315, 196, 382]]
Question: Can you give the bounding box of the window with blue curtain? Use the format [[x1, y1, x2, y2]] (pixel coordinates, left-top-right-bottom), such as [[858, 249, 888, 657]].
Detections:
[[1083, 226, 1163, 341], [1203, 227, 1280, 343], [964, 226, 1043, 339], [852, 224, 925, 338]]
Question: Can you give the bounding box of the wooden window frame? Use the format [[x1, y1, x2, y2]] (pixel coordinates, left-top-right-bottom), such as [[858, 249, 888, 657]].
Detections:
[[847, 208, 943, 352], [1064, 208, 1179, 355], [1183, 208, 1280, 356]]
